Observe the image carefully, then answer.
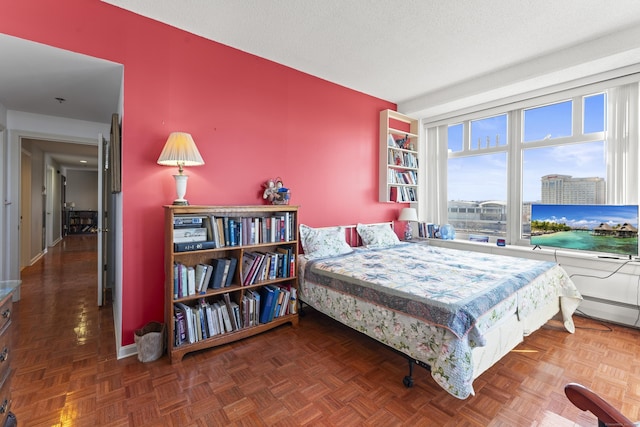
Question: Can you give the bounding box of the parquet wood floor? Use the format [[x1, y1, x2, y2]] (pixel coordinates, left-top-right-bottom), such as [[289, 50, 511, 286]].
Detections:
[[10, 235, 640, 426]]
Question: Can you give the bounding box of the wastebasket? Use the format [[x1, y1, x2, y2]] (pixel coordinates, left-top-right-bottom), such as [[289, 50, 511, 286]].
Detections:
[[134, 321, 165, 362]]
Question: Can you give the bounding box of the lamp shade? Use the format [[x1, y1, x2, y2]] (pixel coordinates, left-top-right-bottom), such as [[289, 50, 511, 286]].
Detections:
[[157, 132, 205, 172], [157, 132, 205, 206], [398, 207, 418, 222]]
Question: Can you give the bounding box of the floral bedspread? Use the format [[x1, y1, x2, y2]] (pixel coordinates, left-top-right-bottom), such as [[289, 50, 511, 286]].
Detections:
[[299, 244, 582, 399]]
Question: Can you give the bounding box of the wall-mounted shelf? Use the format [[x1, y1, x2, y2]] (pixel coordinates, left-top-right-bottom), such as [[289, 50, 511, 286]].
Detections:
[[379, 109, 420, 203]]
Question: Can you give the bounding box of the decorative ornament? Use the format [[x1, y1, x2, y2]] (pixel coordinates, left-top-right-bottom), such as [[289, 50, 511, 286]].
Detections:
[[262, 177, 290, 205]]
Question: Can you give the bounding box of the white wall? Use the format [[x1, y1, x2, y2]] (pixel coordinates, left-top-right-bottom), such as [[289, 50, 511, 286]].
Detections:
[[400, 26, 640, 120], [65, 169, 98, 211], [28, 145, 44, 260], [3, 111, 108, 279], [0, 104, 6, 280]]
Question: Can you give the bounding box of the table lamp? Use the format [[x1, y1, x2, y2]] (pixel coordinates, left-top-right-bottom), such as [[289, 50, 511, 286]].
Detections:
[[398, 207, 418, 240], [157, 132, 205, 205]]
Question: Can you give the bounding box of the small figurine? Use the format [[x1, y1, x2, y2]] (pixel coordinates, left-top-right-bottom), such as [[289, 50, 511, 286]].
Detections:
[[263, 177, 290, 204], [273, 179, 290, 204], [263, 179, 276, 202]]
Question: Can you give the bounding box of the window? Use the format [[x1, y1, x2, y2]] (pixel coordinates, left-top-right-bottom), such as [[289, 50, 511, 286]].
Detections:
[[430, 83, 638, 247], [447, 114, 508, 237], [520, 96, 606, 239]]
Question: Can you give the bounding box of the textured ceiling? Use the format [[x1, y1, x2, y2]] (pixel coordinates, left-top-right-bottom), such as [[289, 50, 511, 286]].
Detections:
[[4, 2, 640, 167], [102, 0, 640, 109], [0, 34, 122, 169]]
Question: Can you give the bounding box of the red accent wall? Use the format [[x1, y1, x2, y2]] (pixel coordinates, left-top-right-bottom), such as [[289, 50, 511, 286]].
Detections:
[[1, 0, 399, 346]]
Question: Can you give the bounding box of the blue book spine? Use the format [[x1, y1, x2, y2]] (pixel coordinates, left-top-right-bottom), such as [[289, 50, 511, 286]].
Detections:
[[229, 219, 236, 246], [259, 287, 275, 324]]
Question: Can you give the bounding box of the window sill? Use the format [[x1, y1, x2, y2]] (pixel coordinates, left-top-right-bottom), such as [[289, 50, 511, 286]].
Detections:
[[424, 238, 640, 274]]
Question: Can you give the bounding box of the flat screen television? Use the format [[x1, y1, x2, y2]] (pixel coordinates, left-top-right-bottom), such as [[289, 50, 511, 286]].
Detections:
[[530, 204, 639, 257]]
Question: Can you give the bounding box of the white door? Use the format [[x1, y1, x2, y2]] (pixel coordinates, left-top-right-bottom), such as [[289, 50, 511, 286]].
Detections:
[[20, 150, 31, 269], [97, 133, 104, 306], [45, 165, 54, 247]]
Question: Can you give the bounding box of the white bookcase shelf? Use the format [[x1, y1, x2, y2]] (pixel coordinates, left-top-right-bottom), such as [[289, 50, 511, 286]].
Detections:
[[379, 109, 420, 203]]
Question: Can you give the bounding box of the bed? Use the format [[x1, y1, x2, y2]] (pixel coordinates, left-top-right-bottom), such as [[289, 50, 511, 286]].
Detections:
[[297, 223, 583, 399]]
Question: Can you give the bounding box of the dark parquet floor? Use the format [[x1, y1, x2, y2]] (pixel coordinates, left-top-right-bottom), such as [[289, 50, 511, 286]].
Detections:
[[10, 235, 640, 426]]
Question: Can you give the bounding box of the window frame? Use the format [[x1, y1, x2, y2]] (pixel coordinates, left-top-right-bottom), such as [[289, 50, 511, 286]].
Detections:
[[423, 82, 638, 250]]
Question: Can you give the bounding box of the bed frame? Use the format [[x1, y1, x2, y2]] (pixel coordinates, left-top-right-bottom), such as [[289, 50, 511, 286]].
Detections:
[[299, 222, 436, 388], [299, 222, 432, 385], [340, 223, 432, 386], [297, 222, 580, 398]]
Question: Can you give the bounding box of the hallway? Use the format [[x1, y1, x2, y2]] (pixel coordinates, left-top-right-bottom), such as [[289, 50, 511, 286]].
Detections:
[[12, 234, 122, 425]]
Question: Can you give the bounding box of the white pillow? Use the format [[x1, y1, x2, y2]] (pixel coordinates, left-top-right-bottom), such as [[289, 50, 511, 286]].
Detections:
[[299, 224, 353, 259], [356, 223, 400, 248]]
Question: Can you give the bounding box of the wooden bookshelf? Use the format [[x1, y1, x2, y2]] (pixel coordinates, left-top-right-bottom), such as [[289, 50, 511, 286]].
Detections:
[[379, 109, 420, 203], [164, 205, 299, 363], [66, 210, 98, 234]]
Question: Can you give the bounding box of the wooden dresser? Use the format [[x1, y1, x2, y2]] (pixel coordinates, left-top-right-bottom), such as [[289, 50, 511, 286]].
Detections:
[[0, 289, 14, 426]]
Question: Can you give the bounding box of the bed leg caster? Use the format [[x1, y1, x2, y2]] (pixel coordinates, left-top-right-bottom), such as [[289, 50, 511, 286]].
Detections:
[[403, 375, 414, 388], [403, 359, 430, 388], [403, 359, 415, 388]]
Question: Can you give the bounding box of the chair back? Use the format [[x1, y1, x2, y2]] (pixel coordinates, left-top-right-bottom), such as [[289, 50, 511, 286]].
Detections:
[[564, 383, 635, 427]]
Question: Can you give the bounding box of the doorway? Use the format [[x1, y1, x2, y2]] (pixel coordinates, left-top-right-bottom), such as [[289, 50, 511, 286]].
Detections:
[[20, 150, 31, 270], [1, 34, 124, 356]]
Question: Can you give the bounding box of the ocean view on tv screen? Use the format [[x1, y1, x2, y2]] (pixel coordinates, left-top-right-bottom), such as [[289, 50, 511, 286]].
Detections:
[[530, 204, 639, 256]]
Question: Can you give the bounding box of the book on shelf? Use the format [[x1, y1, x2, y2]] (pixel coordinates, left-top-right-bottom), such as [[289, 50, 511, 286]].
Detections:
[[196, 304, 206, 340], [258, 286, 276, 324], [194, 213, 296, 249], [174, 306, 187, 346], [241, 252, 260, 286], [204, 302, 215, 336], [174, 241, 216, 252], [187, 266, 196, 296], [209, 258, 228, 290], [270, 252, 280, 279], [195, 263, 212, 293], [203, 263, 214, 291], [280, 287, 291, 317], [228, 218, 237, 246], [219, 258, 233, 287], [241, 295, 251, 328], [174, 216, 205, 228], [240, 252, 256, 285], [289, 254, 295, 279], [247, 289, 260, 327], [212, 301, 226, 333], [247, 253, 266, 286], [268, 286, 281, 322], [173, 227, 208, 243], [218, 300, 233, 332], [272, 286, 284, 318], [418, 222, 431, 238], [175, 263, 189, 298], [211, 216, 225, 248], [289, 287, 297, 315], [276, 247, 290, 277], [223, 293, 235, 330], [173, 263, 180, 298], [174, 302, 195, 344], [224, 257, 237, 287], [256, 253, 271, 283], [389, 186, 399, 202], [230, 301, 242, 330]]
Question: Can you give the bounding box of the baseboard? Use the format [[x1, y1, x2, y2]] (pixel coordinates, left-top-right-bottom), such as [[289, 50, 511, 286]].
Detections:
[[118, 342, 137, 360], [578, 295, 640, 329]]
